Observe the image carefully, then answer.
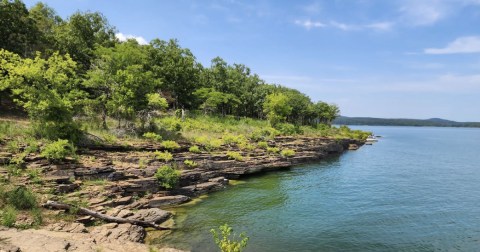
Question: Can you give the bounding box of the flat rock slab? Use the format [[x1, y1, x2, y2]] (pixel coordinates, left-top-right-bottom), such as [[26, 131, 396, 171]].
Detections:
[[128, 208, 171, 224], [91, 223, 146, 243], [148, 195, 190, 208]]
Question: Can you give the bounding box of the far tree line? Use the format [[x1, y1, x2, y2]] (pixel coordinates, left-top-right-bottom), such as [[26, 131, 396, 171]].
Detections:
[[0, 0, 340, 141]]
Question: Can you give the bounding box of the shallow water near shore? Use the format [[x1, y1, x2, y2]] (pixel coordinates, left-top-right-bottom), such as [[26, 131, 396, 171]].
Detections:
[[154, 126, 480, 251]]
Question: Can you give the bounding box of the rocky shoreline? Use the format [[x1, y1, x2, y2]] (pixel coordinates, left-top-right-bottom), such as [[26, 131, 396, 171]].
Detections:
[[0, 136, 363, 251]]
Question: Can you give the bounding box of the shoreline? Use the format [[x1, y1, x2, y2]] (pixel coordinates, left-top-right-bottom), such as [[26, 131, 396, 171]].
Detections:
[[0, 136, 364, 251]]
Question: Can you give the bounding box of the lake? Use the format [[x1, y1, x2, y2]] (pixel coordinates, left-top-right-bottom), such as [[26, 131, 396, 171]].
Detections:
[[155, 126, 480, 251]]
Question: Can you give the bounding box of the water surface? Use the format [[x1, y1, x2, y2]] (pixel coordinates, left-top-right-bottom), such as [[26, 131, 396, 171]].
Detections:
[[155, 126, 480, 251]]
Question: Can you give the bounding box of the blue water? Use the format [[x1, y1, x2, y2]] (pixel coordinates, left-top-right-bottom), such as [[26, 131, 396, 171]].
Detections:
[[156, 126, 480, 251]]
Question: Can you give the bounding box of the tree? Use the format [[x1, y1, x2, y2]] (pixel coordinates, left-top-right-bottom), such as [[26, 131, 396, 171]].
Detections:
[[54, 11, 116, 71], [148, 39, 201, 109], [0, 0, 39, 57], [29, 2, 62, 56], [314, 102, 340, 125], [3, 51, 84, 140], [263, 93, 292, 126]]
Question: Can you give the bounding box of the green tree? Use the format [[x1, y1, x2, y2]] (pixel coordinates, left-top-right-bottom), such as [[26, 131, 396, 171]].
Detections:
[[0, 0, 39, 57], [263, 93, 292, 126], [54, 11, 116, 71], [3, 51, 84, 140], [29, 2, 62, 56]]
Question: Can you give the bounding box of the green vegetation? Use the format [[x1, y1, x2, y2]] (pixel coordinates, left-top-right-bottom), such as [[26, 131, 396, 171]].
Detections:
[[211, 224, 249, 252], [143, 132, 162, 141], [280, 149, 296, 158], [154, 150, 173, 162], [0, 185, 42, 228], [257, 141, 269, 149], [226, 151, 244, 161], [188, 145, 201, 153], [183, 159, 198, 168], [161, 140, 180, 151], [1, 206, 17, 227], [267, 147, 280, 154], [40, 139, 76, 162], [155, 165, 180, 189]]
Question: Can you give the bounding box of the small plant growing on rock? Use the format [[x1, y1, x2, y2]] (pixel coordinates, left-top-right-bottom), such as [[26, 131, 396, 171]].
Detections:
[[154, 150, 173, 162], [184, 159, 198, 168], [257, 141, 269, 149], [189, 145, 201, 153], [226, 151, 244, 161], [143, 132, 162, 142], [161, 140, 180, 151], [266, 147, 280, 154], [40, 139, 76, 162], [1, 206, 17, 227], [211, 223, 249, 252], [155, 165, 180, 189], [280, 149, 296, 157]]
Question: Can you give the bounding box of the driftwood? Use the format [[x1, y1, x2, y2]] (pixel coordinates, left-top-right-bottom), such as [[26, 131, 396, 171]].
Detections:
[[43, 200, 170, 230]]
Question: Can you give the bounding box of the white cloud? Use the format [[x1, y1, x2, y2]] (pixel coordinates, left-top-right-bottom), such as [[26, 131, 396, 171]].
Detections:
[[294, 20, 326, 30], [115, 33, 149, 45], [399, 0, 447, 26], [425, 36, 480, 54], [295, 19, 393, 32]]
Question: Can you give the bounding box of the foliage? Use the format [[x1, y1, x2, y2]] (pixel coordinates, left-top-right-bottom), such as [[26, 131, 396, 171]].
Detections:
[[257, 141, 269, 149], [154, 150, 173, 162], [263, 93, 292, 126], [26, 169, 42, 184], [188, 145, 201, 153], [183, 159, 197, 168], [6, 186, 37, 210], [266, 147, 280, 154], [222, 133, 247, 146], [226, 151, 244, 161], [143, 132, 162, 141], [154, 165, 180, 189], [1, 206, 17, 228], [280, 149, 296, 157], [210, 224, 249, 252], [40, 139, 75, 162], [161, 140, 180, 151]]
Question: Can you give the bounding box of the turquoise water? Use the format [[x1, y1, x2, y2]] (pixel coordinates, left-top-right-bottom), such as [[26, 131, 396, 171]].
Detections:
[[156, 126, 480, 251]]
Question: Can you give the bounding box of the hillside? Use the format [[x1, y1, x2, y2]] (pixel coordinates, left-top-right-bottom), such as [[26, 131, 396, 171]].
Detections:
[[334, 116, 480, 128]]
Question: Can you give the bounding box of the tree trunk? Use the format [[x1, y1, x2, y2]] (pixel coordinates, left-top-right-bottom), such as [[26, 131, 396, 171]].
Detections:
[[42, 201, 170, 230]]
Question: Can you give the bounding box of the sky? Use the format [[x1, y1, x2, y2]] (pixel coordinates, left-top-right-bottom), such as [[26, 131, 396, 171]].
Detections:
[[23, 0, 480, 121]]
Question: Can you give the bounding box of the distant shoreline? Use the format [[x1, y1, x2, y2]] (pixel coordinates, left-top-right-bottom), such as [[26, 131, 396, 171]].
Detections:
[[334, 116, 480, 128]]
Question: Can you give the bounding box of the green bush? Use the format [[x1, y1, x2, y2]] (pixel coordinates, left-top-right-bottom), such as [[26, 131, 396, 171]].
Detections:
[[1, 206, 17, 228], [238, 142, 255, 151], [194, 136, 222, 152], [143, 132, 162, 141], [226, 151, 244, 161], [257, 141, 269, 149], [154, 150, 173, 162], [250, 127, 279, 141], [40, 139, 75, 162], [183, 159, 198, 168], [31, 208, 43, 226], [161, 140, 180, 151], [280, 149, 296, 157], [189, 145, 201, 153], [155, 165, 181, 189], [6, 186, 37, 210], [266, 147, 280, 154], [222, 133, 247, 146], [211, 224, 249, 252], [27, 169, 42, 184], [275, 123, 301, 135]]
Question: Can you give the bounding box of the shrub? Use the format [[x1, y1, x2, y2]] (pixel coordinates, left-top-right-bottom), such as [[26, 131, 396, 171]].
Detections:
[[222, 133, 247, 146], [250, 127, 279, 141], [143, 132, 162, 141], [161, 140, 180, 151], [1, 206, 17, 228], [189, 145, 201, 153], [40, 139, 75, 162], [280, 149, 296, 157], [266, 147, 280, 154], [257, 141, 269, 149], [155, 165, 180, 189], [194, 136, 222, 152], [211, 224, 249, 252], [226, 151, 244, 161], [154, 150, 173, 162], [238, 142, 255, 151], [31, 208, 43, 226], [184, 160, 198, 168], [26, 169, 42, 184], [6, 186, 38, 210], [275, 123, 301, 135]]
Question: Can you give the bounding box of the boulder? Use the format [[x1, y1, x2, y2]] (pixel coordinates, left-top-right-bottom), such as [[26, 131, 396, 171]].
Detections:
[[91, 223, 146, 243]]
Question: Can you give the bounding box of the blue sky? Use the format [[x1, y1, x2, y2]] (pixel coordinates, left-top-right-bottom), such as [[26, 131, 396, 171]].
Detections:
[[23, 0, 480, 121]]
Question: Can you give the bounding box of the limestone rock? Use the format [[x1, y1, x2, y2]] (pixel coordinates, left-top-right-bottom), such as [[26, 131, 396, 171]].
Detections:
[[46, 222, 88, 233], [128, 208, 171, 224], [91, 223, 146, 243], [148, 195, 190, 208]]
